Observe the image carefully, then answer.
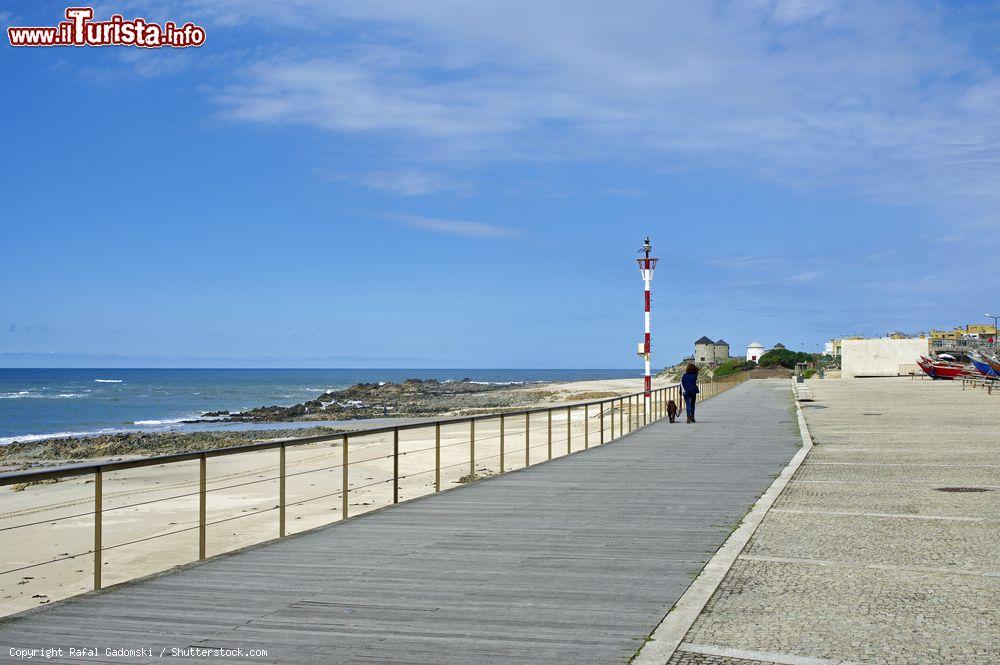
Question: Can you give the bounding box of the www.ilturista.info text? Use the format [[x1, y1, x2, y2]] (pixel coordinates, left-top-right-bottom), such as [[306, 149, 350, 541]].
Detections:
[[8, 7, 206, 48]]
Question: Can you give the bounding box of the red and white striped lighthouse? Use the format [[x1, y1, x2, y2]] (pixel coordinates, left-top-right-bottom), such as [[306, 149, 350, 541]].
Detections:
[[636, 237, 658, 419]]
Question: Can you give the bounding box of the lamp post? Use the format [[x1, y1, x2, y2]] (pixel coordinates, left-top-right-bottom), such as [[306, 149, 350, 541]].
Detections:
[[636, 238, 658, 423]]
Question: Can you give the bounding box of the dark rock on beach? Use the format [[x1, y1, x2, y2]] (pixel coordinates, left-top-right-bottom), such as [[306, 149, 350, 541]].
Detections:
[[207, 378, 543, 423]]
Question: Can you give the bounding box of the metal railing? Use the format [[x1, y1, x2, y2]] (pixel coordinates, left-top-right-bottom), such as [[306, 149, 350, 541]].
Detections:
[[0, 373, 748, 608], [961, 375, 999, 394]]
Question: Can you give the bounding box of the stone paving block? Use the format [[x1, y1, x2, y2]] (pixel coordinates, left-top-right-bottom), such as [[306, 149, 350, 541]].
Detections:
[[772, 478, 1000, 518], [744, 510, 999, 570], [801, 445, 1000, 467], [791, 462, 1000, 488], [667, 651, 780, 665], [684, 559, 1000, 664]]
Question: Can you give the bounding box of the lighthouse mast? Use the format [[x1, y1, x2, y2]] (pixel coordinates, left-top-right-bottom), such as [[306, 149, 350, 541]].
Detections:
[[637, 238, 658, 422]]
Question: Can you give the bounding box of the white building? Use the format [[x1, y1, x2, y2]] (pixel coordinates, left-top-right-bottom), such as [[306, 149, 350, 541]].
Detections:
[[841, 337, 929, 378], [746, 341, 765, 363]]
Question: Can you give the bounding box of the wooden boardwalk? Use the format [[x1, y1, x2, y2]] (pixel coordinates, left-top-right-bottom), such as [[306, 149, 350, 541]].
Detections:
[[0, 381, 799, 665]]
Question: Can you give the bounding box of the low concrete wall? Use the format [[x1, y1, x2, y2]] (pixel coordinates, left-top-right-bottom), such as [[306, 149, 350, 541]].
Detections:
[[841, 338, 929, 378]]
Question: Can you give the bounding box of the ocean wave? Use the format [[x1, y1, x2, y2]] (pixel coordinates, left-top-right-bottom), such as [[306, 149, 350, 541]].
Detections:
[[467, 380, 530, 385], [0, 391, 85, 399], [94, 379, 123, 383], [132, 418, 187, 426], [0, 428, 118, 446]]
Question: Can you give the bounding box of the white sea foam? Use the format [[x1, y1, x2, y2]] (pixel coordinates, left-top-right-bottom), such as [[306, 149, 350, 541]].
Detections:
[[94, 379, 123, 383], [0, 428, 118, 446], [467, 380, 529, 385], [0, 391, 85, 399], [132, 418, 187, 426]]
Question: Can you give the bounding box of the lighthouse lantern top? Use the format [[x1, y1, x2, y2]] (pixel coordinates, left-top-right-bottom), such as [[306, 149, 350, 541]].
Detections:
[[636, 237, 658, 280], [636, 257, 659, 273]]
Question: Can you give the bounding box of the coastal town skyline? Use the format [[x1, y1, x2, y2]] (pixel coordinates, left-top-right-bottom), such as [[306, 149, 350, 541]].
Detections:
[[4, 2, 1000, 368]]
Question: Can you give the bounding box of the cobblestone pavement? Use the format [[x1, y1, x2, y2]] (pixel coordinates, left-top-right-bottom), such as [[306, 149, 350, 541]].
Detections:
[[666, 377, 1000, 665]]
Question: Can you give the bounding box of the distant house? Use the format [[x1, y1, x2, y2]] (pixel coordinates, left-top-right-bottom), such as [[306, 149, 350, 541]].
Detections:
[[746, 341, 765, 363]]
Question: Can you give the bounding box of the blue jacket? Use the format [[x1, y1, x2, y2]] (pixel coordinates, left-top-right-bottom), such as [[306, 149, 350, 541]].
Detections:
[[681, 371, 699, 395]]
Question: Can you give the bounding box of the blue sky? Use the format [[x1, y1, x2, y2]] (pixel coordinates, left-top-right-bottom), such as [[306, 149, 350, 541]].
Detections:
[[2, 0, 1000, 368]]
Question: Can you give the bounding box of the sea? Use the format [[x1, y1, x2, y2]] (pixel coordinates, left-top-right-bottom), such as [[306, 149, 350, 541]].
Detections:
[[0, 368, 635, 445]]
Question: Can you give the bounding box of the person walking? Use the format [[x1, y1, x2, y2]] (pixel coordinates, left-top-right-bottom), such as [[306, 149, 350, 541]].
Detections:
[[681, 363, 700, 423]]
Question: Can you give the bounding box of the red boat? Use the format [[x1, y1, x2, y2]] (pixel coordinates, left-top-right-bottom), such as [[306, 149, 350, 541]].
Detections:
[[917, 356, 965, 380]]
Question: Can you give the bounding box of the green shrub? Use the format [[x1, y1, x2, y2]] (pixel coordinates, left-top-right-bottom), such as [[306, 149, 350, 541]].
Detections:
[[802, 368, 817, 379], [758, 348, 816, 369], [714, 358, 753, 377]]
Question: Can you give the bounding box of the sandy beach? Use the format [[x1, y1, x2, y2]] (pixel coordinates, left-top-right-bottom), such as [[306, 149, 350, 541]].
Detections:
[[0, 376, 676, 617]]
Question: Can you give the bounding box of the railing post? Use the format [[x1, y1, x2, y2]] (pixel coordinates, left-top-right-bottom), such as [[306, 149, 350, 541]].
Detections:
[[279, 443, 286, 537], [393, 428, 399, 504], [584, 404, 589, 449], [470, 420, 476, 478], [94, 468, 102, 590], [342, 435, 349, 519], [619, 398, 623, 435], [610, 400, 615, 440], [198, 455, 206, 560], [547, 409, 552, 459], [566, 406, 572, 454], [435, 423, 441, 492], [600, 402, 605, 444], [500, 414, 505, 474], [525, 412, 530, 467]]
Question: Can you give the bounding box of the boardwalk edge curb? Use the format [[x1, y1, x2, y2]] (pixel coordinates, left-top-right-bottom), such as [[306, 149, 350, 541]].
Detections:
[[632, 381, 814, 664]]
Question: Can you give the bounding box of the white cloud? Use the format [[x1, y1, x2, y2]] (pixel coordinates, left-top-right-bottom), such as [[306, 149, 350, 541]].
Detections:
[[149, 1, 1000, 215], [358, 170, 472, 196], [602, 187, 644, 197], [790, 271, 823, 283], [383, 213, 515, 238]]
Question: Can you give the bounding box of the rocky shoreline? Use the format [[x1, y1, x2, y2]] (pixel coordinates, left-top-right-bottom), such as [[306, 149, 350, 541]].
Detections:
[[0, 379, 564, 472], [200, 378, 555, 422]]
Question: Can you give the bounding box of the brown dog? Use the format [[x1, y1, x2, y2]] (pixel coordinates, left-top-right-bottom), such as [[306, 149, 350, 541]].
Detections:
[[666, 399, 678, 423]]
